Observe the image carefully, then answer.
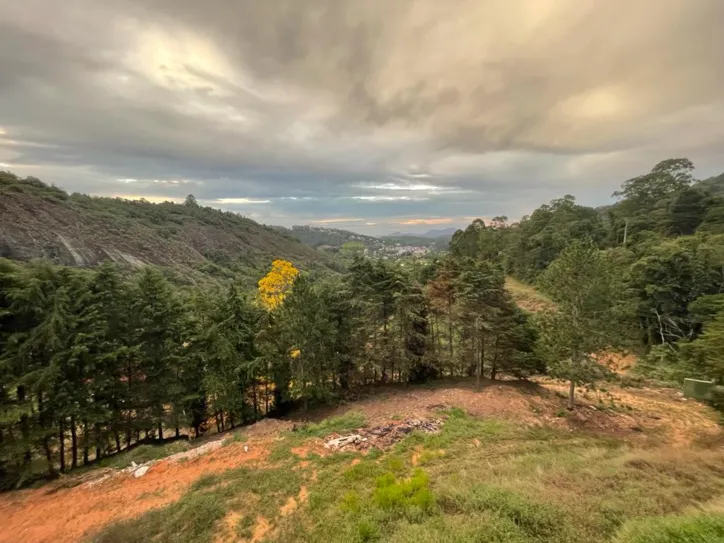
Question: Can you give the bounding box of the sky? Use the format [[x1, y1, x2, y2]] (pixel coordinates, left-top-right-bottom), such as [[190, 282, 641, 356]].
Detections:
[[1, 0, 724, 235]]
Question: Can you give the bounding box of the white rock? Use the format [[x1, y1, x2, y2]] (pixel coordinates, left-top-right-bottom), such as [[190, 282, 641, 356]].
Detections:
[[133, 466, 150, 478], [325, 435, 367, 450], [243, 445, 249, 453]]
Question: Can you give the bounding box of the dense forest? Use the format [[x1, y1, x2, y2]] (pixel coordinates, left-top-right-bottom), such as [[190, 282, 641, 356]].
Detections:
[[2, 158, 724, 489], [450, 158, 724, 386]]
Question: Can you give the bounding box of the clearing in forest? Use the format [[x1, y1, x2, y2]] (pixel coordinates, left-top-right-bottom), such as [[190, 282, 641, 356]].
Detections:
[[504, 277, 554, 313], [1, 378, 723, 543]]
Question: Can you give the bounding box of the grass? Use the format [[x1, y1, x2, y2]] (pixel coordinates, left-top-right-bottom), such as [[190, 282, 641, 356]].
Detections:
[[96, 440, 192, 469], [93, 491, 226, 543], [293, 411, 367, 438], [505, 277, 554, 312], [613, 512, 724, 542], [92, 408, 724, 543]]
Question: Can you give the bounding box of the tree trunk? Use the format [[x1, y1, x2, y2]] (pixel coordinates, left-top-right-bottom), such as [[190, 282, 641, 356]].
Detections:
[[448, 310, 454, 366], [491, 336, 500, 381], [43, 437, 55, 476], [126, 419, 132, 449], [17, 386, 31, 465], [95, 422, 102, 461], [70, 416, 78, 469], [58, 419, 66, 473], [475, 339, 482, 389], [157, 422, 163, 441], [175, 425, 180, 438], [83, 421, 90, 465], [114, 431, 121, 453], [568, 380, 576, 409], [253, 380, 259, 419]]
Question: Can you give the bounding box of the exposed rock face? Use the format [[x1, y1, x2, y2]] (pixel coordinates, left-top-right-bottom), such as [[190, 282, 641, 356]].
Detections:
[[0, 173, 339, 282]]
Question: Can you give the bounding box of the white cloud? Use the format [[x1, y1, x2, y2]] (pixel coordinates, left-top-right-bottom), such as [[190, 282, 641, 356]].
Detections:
[[213, 197, 271, 204]]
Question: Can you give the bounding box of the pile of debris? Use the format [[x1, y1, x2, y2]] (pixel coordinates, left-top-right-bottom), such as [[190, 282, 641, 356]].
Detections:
[[324, 418, 443, 451]]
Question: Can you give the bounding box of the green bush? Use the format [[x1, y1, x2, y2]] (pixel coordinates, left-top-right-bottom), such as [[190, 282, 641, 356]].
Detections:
[[709, 386, 724, 413], [373, 469, 435, 513]]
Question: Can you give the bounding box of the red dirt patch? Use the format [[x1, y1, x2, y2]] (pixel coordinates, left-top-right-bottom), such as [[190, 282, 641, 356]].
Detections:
[[213, 511, 242, 543], [290, 440, 327, 459], [0, 438, 270, 543], [251, 515, 270, 542]]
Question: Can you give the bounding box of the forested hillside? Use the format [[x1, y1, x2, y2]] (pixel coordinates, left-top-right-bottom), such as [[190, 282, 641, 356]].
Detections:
[[3, 158, 724, 493], [0, 172, 339, 286], [451, 158, 724, 385], [274, 225, 383, 250]]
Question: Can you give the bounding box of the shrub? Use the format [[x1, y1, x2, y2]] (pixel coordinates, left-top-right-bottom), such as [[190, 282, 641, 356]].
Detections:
[[373, 469, 435, 514], [709, 386, 724, 414]]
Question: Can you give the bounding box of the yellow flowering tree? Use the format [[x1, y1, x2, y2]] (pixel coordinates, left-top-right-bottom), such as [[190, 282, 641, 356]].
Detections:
[[258, 259, 299, 311]]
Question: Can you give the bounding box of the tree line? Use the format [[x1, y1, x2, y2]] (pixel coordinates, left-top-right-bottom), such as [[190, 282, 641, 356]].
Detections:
[[0, 249, 540, 488], [450, 158, 724, 392]]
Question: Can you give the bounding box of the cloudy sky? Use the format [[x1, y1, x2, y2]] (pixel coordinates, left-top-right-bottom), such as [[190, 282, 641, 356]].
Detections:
[[1, 0, 724, 234]]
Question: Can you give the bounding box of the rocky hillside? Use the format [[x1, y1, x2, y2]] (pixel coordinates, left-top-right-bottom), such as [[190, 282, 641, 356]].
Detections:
[[0, 172, 340, 285]]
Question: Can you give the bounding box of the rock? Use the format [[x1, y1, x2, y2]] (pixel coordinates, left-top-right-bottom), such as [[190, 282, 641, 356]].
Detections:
[[325, 435, 367, 450], [243, 445, 249, 453], [133, 466, 150, 478]]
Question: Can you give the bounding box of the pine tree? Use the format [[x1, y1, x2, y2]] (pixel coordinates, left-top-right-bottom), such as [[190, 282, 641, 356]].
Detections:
[[537, 241, 618, 407], [131, 267, 183, 441]]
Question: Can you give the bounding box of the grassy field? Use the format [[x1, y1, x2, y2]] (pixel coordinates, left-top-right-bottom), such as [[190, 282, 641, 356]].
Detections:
[[91, 408, 724, 542]]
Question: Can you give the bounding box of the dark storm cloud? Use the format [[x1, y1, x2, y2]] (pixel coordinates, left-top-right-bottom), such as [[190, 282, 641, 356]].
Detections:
[[1, 0, 724, 233]]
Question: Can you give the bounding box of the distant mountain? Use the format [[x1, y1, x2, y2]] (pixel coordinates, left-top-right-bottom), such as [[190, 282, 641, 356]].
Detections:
[[386, 227, 458, 239], [0, 172, 340, 287], [422, 227, 458, 238]]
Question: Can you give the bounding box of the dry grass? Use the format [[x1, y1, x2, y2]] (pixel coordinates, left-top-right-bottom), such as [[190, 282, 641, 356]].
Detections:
[[505, 277, 554, 312]]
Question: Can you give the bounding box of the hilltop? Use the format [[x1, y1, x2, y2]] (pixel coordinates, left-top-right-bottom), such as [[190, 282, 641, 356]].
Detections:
[[0, 172, 340, 286]]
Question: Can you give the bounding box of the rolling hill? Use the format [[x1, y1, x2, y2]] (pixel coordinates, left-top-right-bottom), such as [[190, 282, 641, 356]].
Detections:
[[0, 172, 341, 286], [273, 224, 383, 250]]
